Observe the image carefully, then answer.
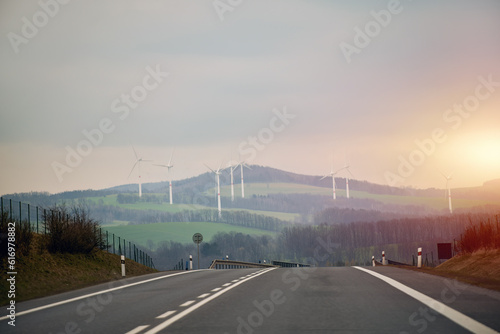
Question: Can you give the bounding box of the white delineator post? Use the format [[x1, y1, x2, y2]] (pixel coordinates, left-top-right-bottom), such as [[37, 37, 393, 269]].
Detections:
[[372, 256, 375, 267], [417, 247, 422, 268], [382, 251, 386, 265], [189, 255, 193, 270], [121, 255, 126, 277]]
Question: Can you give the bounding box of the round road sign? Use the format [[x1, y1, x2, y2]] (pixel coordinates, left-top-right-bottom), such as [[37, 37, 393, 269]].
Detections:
[[192, 233, 203, 244]]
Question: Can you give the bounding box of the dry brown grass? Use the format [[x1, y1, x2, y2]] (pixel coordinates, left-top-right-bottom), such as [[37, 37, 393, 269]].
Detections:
[[1, 234, 157, 305], [395, 249, 500, 292]]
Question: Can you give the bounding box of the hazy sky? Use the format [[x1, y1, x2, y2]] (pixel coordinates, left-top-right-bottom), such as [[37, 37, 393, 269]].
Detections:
[[1, 0, 499, 196]]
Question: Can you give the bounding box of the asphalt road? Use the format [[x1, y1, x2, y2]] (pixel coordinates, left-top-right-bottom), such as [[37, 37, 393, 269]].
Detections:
[[2, 266, 500, 333]]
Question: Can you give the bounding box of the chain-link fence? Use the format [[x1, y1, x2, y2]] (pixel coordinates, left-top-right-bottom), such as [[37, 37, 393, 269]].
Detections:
[[0, 197, 155, 269]]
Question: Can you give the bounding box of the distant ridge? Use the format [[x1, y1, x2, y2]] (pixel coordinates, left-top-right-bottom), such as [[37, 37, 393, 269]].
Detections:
[[3, 166, 500, 204]]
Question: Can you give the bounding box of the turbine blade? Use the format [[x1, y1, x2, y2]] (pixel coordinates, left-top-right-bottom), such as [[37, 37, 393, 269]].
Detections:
[[217, 161, 224, 172], [132, 146, 139, 160], [128, 161, 139, 178], [346, 168, 354, 178], [204, 164, 215, 173], [168, 149, 174, 166]]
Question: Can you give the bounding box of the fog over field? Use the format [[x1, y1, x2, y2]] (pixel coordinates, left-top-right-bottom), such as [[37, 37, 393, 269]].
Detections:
[[1, 0, 499, 195]]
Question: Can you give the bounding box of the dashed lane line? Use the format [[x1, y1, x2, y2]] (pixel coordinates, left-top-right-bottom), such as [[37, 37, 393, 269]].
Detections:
[[125, 325, 150, 334], [156, 310, 176, 319], [179, 300, 196, 307], [0, 270, 203, 321], [143, 267, 277, 334]]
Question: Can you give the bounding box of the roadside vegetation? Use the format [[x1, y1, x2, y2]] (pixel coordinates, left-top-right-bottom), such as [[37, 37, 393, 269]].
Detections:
[[457, 217, 500, 253], [0, 206, 156, 305]]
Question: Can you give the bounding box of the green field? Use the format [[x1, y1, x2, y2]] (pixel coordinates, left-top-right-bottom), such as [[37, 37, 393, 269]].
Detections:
[[88, 194, 299, 221], [103, 221, 276, 249], [88, 194, 207, 212], [220, 182, 497, 210]]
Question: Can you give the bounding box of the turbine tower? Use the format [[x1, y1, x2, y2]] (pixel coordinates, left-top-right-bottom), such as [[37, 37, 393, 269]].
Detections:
[[154, 150, 174, 204], [320, 166, 338, 200], [239, 162, 251, 198], [206, 163, 223, 218], [339, 162, 354, 199], [226, 162, 240, 202], [441, 171, 453, 214], [128, 147, 151, 197]]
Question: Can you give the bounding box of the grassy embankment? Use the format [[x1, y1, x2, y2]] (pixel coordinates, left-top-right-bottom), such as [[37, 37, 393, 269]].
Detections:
[[0, 234, 157, 305], [398, 249, 500, 292]]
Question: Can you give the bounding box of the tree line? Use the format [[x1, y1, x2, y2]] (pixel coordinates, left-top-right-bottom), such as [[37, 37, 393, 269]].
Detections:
[[150, 212, 500, 270]]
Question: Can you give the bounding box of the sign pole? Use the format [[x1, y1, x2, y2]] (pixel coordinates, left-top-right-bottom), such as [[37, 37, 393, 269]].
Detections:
[[192, 233, 203, 270]]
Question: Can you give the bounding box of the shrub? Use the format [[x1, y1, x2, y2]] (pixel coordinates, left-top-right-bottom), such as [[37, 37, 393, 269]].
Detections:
[[458, 216, 500, 253], [43, 205, 103, 254]]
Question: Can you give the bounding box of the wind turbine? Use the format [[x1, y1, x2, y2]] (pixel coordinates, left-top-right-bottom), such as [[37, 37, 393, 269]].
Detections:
[[154, 150, 174, 204], [128, 147, 151, 197], [226, 162, 240, 202], [206, 163, 223, 218], [338, 161, 354, 199], [320, 165, 338, 200], [440, 171, 453, 214], [239, 162, 251, 198]]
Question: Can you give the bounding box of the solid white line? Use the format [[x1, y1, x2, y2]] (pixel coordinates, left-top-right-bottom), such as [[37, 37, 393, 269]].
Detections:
[[144, 267, 277, 334], [197, 293, 210, 299], [125, 325, 150, 334], [353, 267, 499, 334], [211, 287, 222, 292], [156, 310, 176, 319], [0, 270, 203, 321], [179, 300, 196, 307]]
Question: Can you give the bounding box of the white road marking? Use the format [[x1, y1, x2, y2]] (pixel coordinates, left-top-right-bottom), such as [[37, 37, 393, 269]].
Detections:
[[197, 293, 210, 299], [211, 287, 222, 292], [0, 270, 202, 321], [125, 325, 150, 334], [354, 266, 499, 334], [179, 300, 196, 307], [222, 283, 231, 286], [231, 279, 239, 282], [144, 267, 277, 334], [156, 310, 176, 319]]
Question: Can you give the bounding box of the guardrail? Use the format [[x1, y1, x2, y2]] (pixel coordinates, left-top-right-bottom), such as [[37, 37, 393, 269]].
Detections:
[[272, 260, 311, 268], [209, 259, 277, 269]]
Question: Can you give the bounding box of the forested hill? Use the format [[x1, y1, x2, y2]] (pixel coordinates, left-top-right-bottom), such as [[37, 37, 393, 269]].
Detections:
[[4, 166, 500, 205], [107, 165, 443, 197]]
